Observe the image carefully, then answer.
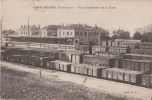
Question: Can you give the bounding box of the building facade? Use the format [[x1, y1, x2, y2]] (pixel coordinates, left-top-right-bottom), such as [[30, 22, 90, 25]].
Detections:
[[57, 24, 108, 45], [40, 25, 61, 37], [17, 25, 40, 37]]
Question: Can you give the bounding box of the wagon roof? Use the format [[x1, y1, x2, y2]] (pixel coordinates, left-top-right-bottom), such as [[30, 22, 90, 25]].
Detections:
[[95, 51, 123, 55], [71, 63, 106, 69], [105, 68, 143, 74], [83, 54, 113, 59], [122, 59, 152, 62], [125, 54, 152, 57], [52, 60, 73, 64]]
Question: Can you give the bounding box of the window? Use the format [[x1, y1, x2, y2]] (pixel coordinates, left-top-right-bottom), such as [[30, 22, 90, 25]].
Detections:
[[63, 32, 64, 35], [70, 32, 72, 35], [67, 32, 69, 35], [97, 32, 99, 36], [85, 32, 87, 36], [81, 32, 82, 35], [59, 31, 61, 35]]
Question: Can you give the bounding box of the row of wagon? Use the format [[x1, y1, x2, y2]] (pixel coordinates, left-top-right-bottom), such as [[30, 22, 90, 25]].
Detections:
[[2, 54, 152, 88], [1, 47, 152, 88]]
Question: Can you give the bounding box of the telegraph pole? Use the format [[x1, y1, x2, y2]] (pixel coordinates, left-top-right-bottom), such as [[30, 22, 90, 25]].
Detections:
[[28, 16, 30, 49], [1, 17, 3, 47]]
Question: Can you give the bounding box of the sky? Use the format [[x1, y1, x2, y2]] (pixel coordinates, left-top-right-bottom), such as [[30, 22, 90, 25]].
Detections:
[[1, 0, 152, 36]]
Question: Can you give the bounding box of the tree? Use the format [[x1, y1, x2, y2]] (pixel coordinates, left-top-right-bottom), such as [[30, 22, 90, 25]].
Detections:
[[142, 32, 152, 42], [100, 31, 110, 41], [133, 32, 142, 40], [2, 29, 15, 37], [111, 29, 130, 40]]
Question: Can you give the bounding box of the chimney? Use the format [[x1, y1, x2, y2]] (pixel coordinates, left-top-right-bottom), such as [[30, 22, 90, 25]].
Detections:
[[39, 24, 40, 29], [83, 23, 85, 27], [95, 24, 97, 28], [62, 23, 64, 27], [78, 23, 80, 29]]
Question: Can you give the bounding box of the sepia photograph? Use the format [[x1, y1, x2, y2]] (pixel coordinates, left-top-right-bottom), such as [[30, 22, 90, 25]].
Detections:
[[1, 0, 152, 100]]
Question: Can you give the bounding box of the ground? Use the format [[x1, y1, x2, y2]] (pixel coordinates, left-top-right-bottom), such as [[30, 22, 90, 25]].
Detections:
[[1, 61, 152, 100]]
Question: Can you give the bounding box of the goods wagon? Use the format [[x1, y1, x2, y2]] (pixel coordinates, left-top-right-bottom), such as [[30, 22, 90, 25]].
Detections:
[[28, 55, 56, 67], [16, 48, 61, 58], [102, 68, 143, 85], [141, 71, 152, 88], [11, 55, 22, 63], [92, 46, 108, 54], [76, 45, 92, 54], [71, 52, 86, 64], [49, 60, 72, 72], [82, 55, 114, 68], [121, 59, 152, 72], [101, 41, 114, 47], [20, 55, 31, 65], [123, 54, 152, 60], [1, 50, 7, 60], [108, 46, 131, 54], [71, 64, 106, 77], [94, 51, 124, 59], [131, 49, 152, 55], [139, 42, 152, 49], [113, 58, 122, 68], [58, 51, 74, 62], [58, 51, 86, 64]]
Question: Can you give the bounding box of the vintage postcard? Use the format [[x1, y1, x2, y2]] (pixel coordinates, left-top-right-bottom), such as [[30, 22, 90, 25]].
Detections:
[[1, 0, 152, 100]]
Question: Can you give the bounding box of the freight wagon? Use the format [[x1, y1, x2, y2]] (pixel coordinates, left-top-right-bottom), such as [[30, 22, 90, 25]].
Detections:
[[123, 54, 152, 60], [71, 64, 106, 77], [102, 68, 143, 85], [16, 48, 61, 58], [48, 60, 72, 72], [58, 51, 86, 64], [131, 49, 152, 55], [28, 55, 56, 67], [75, 45, 92, 54], [141, 71, 152, 88], [113, 58, 122, 68], [108, 46, 131, 53], [139, 42, 152, 49], [58, 51, 74, 62], [121, 59, 152, 72], [114, 39, 141, 48], [94, 51, 124, 59], [11, 55, 22, 63], [82, 55, 114, 68], [101, 41, 114, 47], [92, 46, 108, 54]]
